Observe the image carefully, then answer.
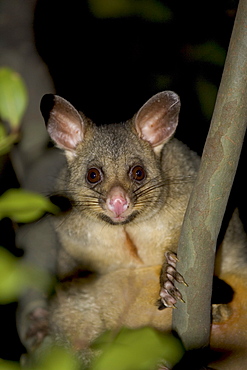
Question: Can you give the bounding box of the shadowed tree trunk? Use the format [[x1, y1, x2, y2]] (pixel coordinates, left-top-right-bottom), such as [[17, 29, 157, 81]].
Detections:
[[172, 0, 247, 351]]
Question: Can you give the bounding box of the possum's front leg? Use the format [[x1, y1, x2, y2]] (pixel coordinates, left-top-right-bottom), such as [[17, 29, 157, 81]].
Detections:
[[25, 306, 50, 350], [158, 252, 187, 309]]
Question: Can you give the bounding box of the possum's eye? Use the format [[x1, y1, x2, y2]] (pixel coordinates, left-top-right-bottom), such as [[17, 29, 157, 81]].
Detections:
[[130, 165, 146, 182], [87, 168, 102, 184]]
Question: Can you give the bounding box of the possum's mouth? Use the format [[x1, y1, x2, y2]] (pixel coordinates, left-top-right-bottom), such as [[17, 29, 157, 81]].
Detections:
[[99, 210, 139, 225]]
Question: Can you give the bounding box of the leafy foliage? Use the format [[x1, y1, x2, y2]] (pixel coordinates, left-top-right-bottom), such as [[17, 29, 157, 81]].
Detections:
[[0, 188, 59, 223], [91, 327, 184, 370], [0, 67, 28, 131], [0, 345, 80, 370], [0, 329, 184, 370], [0, 67, 28, 155], [0, 247, 54, 304], [88, 0, 172, 22]]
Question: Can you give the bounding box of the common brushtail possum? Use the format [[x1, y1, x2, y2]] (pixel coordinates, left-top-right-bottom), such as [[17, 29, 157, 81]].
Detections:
[[17, 91, 247, 369]]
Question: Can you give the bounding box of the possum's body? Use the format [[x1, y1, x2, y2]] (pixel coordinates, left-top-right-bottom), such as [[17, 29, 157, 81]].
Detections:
[[17, 92, 247, 369], [210, 210, 247, 369], [47, 209, 247, 370]]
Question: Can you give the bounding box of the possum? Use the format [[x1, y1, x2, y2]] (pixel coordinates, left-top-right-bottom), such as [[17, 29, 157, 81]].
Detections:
[[17, 91, 247, 369]]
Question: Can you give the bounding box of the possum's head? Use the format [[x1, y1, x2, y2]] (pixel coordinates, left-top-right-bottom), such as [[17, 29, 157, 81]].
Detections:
[[40, 91, 180, 225]]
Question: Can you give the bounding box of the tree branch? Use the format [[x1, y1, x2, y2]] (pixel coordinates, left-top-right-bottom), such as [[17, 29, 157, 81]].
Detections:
[[172, 0, 247, 350]]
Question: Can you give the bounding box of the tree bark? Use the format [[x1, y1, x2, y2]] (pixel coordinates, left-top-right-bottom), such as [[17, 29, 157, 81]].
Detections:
[[172, 0, 247, 350]]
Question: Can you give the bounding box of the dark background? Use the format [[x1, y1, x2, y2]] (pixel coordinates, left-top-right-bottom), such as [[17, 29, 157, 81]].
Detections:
[[1, 0, 245, 362], [33, 0, 235, 153]]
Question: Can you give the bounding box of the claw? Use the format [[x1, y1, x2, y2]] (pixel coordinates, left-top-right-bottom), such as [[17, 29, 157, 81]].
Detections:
[[165, 251, 179, 264], [159, 251, 187, 308], [174, 271, 188, 286], [178, 296, 185, 303]]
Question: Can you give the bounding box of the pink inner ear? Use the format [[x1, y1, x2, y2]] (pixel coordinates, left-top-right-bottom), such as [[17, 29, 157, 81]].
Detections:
[[135, 91, 180, 148], [139, 107, 179, 146], [46, 96, 84, 152], [48, 112, 83, 151]]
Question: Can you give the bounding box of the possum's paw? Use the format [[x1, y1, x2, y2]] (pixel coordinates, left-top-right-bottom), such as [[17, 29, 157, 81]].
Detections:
[[25, 307, 50, 350], [158, 251, 187, 310], [20, 335, 55, 368]]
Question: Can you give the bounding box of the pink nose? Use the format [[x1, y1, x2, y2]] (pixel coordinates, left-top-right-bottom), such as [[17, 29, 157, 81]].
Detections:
[[108, 197, 128, 217], [106, 187, 129, 217]]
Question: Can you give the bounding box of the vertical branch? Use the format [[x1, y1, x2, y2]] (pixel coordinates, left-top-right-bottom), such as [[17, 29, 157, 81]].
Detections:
[[172, 0, 247, 350]]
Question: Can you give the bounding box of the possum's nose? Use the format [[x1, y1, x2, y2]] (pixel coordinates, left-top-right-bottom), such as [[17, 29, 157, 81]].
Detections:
[[106, 186, 129, 217]]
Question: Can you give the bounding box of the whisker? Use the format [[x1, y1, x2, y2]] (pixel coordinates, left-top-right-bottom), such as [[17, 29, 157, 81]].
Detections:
[[134, 182, 165, 198]]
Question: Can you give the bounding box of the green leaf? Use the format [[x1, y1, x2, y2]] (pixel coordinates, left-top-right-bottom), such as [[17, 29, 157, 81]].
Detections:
[[0, 124, 6, 140], [34, 345, 81, 370], [0, 188, 59, 222], [190, 41, 226, 66], [0, 359, 21, 370], [0, 247, 54, 304], [0, 124, 18, 155], [196, 77, 217, 121], [88, 0, 172, 22], [91, 327, 185, 369], [0, 67, 28, 130]]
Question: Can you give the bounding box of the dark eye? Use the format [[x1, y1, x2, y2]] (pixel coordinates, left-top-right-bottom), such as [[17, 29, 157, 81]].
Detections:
[[87, 168, 102, 184], [130, 166, 146, 182]]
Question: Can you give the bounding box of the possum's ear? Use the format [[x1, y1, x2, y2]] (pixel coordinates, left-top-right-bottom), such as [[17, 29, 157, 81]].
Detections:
[[40, 94, 85, 155], [135, 91, 180, 154]]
